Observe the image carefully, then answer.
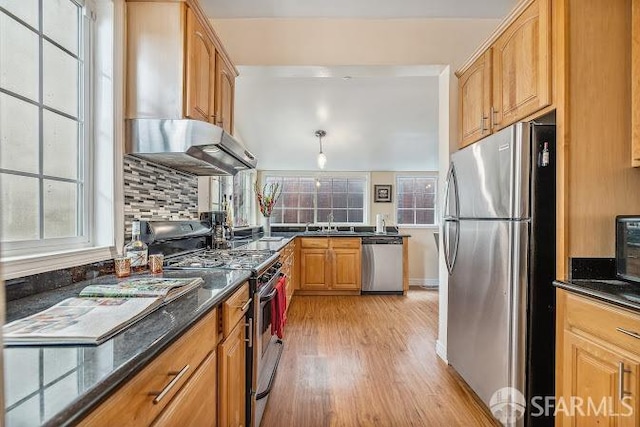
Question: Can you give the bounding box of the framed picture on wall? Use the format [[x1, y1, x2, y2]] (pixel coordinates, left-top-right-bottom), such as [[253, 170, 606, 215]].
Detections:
[[374, 185, 392, 203]]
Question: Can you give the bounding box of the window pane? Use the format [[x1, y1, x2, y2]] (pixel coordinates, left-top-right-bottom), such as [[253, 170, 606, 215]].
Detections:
[[282, 178, 299, 193], [332, 209, 347, 222], [317, 179, 332, 192], [1, 174, 39, 241], [282, 209, 297, 224], [415, 193, 436, 209], [43, 179, 77, 238], [43, 110, 78, 179], [299, 209, 314, 224], [2, 0, 39, 27], [317, 193, 331, 209], [43, 0, 79, 55], [0, 14, 39, 100], [348, 209, 363, 223], [398, 209, 414, 225], [397, 193, 414, 209], [397, 178, 414, 193], [270, 208, 283, 224], [282, 193, 298, 207], [317, 209, 332, 222], [299, 193, 314, 208], [332, 193, 347, 208], [43, 40, 78, 116], [0, 93, 39, 173], [348, 193, 363, 208], [416, 209, 435, 225], [299, 178, 315, 192], [332, 179, 347, 192], [348, 180, 364, 193]]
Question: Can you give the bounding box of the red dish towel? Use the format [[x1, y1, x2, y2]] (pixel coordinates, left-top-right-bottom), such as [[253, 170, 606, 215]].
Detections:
[[270, 275, 287, 339]]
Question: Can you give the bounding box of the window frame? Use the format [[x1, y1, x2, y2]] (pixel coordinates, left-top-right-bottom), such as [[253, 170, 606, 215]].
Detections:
[[395, 173, 439, 228], [0, 0, 93, 255], [262, 171, 370, 226]]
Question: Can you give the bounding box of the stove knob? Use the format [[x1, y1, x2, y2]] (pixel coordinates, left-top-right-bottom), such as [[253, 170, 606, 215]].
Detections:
[[274, 262, 283, 269]]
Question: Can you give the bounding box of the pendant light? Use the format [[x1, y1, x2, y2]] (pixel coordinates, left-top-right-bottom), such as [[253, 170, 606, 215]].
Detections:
[[315, 130, 327, 169]]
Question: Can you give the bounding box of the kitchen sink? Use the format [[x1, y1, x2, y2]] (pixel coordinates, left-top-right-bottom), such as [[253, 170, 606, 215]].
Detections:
[[301, 230, 359, 235]]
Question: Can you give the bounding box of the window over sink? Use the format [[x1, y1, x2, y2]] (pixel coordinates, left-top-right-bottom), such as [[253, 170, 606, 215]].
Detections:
[[263, 174, 368, 225]]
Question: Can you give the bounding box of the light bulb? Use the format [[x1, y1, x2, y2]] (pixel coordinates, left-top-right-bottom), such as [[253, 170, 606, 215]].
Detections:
[[317, 152, 327, 169]]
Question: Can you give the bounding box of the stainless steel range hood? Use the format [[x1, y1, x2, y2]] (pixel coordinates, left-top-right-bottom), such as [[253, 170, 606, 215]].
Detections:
[[125, 119, 257, 176]]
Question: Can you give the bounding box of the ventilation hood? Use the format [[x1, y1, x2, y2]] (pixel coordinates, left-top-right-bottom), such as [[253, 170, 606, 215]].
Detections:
[[125, 119, 257, 176]]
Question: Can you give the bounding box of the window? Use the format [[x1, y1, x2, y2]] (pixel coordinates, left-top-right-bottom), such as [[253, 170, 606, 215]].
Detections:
[[396, 176, 437, 226], [0, 0, 92, 252], [265, 175, 367, 224]]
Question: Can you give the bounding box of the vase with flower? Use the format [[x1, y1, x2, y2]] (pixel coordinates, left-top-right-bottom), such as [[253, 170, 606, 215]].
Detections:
[[254, 181, 281, 237]]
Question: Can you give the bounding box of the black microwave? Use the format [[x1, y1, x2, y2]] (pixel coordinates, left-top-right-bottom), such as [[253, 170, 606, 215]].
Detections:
[[616, 216, 640, 283]]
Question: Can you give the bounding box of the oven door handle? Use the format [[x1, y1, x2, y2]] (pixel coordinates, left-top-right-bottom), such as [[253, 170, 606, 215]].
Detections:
[[260, 288, 278, 303]]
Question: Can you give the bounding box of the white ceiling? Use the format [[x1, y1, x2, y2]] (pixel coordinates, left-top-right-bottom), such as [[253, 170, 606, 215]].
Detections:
[[202, 0, 516, 19], [234, 66, 443, 172]]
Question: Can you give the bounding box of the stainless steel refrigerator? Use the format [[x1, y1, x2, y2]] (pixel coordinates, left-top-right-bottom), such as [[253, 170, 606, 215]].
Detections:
[[444, 122, 556, 427]]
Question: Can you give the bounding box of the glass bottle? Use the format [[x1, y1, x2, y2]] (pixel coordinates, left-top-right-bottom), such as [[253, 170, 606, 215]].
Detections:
[[124, 220, 148, 271]]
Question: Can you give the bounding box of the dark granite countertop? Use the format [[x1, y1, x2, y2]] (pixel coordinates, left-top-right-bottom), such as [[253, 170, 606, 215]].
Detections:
[[4, 269, 251, 427], [554, 279, 640, 313]]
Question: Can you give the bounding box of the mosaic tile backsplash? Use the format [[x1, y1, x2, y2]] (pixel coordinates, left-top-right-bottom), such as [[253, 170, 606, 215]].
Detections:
[[123, 156, 199, 239]]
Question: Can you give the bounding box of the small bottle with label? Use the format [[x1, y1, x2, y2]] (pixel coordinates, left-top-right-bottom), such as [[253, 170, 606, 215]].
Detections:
[[124, 220, 148, 271], [541, 142, 550, 167]]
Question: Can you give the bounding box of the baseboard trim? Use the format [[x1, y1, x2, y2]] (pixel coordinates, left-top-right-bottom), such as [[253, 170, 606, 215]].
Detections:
[[436, 340, 448, 363], [409, 278, 439, 288]]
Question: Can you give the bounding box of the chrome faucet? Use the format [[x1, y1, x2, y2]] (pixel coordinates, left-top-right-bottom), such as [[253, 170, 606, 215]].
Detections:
[[305, 222, 312, 232], [327, 212, 334, 232]]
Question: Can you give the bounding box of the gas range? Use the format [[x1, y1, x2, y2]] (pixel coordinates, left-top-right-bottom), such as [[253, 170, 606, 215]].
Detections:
[[164, 249, 279, 276]]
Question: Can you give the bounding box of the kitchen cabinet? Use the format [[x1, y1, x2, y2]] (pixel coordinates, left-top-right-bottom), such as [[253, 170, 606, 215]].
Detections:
[[216, 53, 236, 134], [78, 308, 218, 426], [557, 289, 640, 426], [218, 318, 247, 427], [633, 0, 640, 168], [279, 239, 297, 311], [185, 6, 216, 123], [491, 0, 551, 130], [125, 0, 238, 125], [299, 238, 361, 294], [458, 50, 492, 148], [456, 0, 551, 147]]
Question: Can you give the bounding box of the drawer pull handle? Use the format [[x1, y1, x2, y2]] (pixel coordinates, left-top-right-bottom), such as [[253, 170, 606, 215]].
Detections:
[[149, 364, 190, 404], [618, 362, 632, 399], [616, 327, 640, 340], [245, 318, 253, 348], [236, 298, 252, 312]]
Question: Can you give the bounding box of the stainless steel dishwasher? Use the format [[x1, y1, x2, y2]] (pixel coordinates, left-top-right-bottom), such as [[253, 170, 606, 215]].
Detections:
[[361, 236, 404, 294]]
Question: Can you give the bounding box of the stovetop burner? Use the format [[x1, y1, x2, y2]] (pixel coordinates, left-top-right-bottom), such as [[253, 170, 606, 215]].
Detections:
[[165, 249, 275, 271]]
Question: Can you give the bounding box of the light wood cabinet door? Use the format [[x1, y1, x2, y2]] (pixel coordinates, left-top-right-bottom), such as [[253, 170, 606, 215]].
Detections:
[[633, 0, 640, 167], [152, 351, 217, 427], [458, 49, 492, 148], [218, 320, 246, 427], [491, 0, 551, 130], [560, 331, 638, 427], [300, 248, 329, 291], [331, 248, 361, 291], [185, 7, 215, 123], [216, 54, 235, 134]]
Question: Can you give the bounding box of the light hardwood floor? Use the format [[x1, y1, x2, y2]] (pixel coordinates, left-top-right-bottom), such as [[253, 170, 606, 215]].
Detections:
[[260, 289, 500, 427]]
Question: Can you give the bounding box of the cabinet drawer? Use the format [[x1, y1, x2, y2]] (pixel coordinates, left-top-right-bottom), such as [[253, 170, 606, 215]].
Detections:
[[330, 237, 361, 249], [151, 350, 216, 427], [79, 308, 218, 426], [563, 291, 640, 356], [300, 237, 329, 249], [222, 282, 250, 338]]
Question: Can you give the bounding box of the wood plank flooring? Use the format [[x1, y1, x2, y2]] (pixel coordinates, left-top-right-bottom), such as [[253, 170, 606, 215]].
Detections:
[[260, 289, 500, 427]]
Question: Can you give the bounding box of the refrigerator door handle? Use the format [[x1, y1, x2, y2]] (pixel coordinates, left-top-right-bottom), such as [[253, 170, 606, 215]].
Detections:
[[442, 163, 459, 220], [443, 219, 460, 275]]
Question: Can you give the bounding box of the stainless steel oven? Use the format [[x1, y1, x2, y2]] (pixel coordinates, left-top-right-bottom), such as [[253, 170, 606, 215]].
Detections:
[[251, 263, 284, 426]]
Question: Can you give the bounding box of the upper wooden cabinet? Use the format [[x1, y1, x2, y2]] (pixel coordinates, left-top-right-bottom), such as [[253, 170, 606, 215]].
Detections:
[[456, 0, 552, 147], [216, 53, 236, 134], [458, 50, 492, 148], [185, 7, 216, 123], [491, 0, 551, 130], [632, 0, 640, 167], [125, 0, 238, 127]]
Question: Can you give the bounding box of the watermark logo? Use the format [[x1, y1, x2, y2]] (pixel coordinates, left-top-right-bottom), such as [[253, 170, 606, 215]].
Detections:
[[489, 387, 527, 424]]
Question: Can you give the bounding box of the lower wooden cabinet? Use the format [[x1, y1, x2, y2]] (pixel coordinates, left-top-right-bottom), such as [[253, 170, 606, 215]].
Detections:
[[299, 238, 361, 293], [152, 350, 217, 427], [557, 289, 640, 426], [279, 239, 297, 311], [79, 308, 218, 427], [218, 314, 247, 427]]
